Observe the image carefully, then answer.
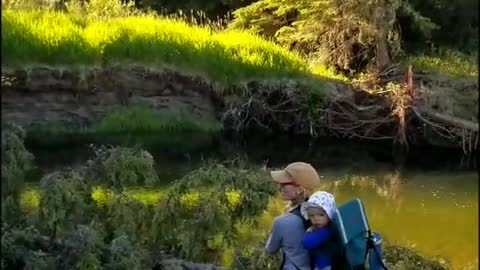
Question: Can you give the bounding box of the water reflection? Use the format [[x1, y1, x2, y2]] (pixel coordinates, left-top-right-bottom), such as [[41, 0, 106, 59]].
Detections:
[[320, 170, 478, 270]]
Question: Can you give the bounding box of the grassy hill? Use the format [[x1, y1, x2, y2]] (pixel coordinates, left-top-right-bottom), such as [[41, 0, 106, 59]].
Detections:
[[1, 9, 344, 85]]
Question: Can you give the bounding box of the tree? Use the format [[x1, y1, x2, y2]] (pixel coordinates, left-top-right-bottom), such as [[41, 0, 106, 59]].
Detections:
[[229, 0, 437, 74], [1, 124, 34, 226], [399, 0, 477, 52]]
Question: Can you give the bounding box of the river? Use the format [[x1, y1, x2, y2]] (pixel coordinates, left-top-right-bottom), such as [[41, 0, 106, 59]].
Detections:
[[27, 135, 478, 269]]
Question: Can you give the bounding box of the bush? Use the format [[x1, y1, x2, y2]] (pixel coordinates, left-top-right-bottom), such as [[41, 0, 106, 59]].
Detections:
[[1, 137, 279, 268]]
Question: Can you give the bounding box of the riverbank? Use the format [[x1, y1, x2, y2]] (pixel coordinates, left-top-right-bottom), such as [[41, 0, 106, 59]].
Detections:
[[2, 3, 478, 270], [2, 64, 478, 152], [1, 9, 478, 150]]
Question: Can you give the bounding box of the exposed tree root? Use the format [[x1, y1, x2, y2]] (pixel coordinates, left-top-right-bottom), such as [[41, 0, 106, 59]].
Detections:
[[224, 66, 478, 152]]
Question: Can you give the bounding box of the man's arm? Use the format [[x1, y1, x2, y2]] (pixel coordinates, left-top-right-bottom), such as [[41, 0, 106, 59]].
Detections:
[[265, 217, 283, 254]]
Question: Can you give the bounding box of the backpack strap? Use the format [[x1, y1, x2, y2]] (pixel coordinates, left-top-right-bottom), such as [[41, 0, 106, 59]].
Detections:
[[279, 252, 302, 270], [279, 252, 285, 270], [290, 205, 311, 230], [279, 205, 312, 270], [366, 232, 389, 270]]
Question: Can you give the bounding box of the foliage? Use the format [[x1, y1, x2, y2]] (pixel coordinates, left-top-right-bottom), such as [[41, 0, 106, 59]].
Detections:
[[104, 235, 150, 270], [1, 0, 253, 20], [58, 225, 105, 269], [100, 195, 153, 243], [1, 225, 48, 269], [136, 0, 255, 19], [1, 124, 34, 199], [1, 139, 167, 268], [2, 142, 456, 269], [1, 0, 137, 18], [1, 127, 455, 269], [1, 137, 281, 268], [19, 188, 41, 212], [230, 0, 475, 73], [405, 49, 478, 78], [231, 236, 282, 269], [24, 105, 221, 149], [37, 170, 93, 239], [83, 145, 160, 191], [92, 106, 221, 134], [66, 0, 138, 21], [7, 0, 474, 58], [1, 125, 34, 226], [133, 0, 478, 54], [230, 0, 480, 75], [1, 9, 336, 84], [229, 0, 424, 73], [400, 0, 478, 52], [150, 161, 277, 261]]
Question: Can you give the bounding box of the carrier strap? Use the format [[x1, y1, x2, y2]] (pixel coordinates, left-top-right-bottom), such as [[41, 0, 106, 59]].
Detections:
[[279, 205, 311, 270], [279, 252, 302, 270]]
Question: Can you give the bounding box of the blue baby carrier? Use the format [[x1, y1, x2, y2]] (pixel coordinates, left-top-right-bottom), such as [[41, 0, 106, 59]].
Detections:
[[331, 198, 388, 270]]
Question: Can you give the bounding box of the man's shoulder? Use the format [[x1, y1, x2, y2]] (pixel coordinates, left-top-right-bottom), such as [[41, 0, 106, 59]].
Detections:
[[273, 212, 304, 227]]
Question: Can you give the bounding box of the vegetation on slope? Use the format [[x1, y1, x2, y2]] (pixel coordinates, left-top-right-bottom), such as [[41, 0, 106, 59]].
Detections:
[[1, 0, 477, 150], [405, 50, 478, 79], [1, 8, 343, 84]]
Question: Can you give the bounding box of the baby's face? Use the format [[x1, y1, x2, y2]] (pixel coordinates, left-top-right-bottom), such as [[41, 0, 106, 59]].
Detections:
[[307, 207, 329, 227]]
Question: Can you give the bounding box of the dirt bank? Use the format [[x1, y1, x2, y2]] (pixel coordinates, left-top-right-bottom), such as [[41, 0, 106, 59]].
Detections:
[[1, 64, 477, 151], [1, 65, 219, 128]]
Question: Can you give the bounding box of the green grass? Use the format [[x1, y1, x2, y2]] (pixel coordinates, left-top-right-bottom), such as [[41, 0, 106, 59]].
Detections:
[[92, 105, 221, 134], [402, 49, 478, 122], [405, 49, 478, 79], [1, 9, 342, 84], [25, 105, 222, 147]]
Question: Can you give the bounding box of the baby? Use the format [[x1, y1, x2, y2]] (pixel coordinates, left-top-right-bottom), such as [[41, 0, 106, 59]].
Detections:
[[301, 191, 337, 270]]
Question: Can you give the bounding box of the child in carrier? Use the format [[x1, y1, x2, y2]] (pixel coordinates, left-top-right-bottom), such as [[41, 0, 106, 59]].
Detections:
[[301, 191, 338, 270]]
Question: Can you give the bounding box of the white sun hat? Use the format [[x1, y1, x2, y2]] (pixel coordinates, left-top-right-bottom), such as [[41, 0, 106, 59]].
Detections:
[[300, 191, 336, 220]]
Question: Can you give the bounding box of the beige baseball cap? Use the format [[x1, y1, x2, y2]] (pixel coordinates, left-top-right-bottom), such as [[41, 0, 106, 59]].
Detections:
[[270, 162, 320, 191]]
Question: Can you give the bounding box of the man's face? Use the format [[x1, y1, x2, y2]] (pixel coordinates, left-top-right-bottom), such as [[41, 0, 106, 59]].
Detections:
[[307, 207, 329, 227]]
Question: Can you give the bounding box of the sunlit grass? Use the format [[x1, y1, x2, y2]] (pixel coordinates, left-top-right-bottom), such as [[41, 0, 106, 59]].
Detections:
[[402, 49, 479, 123], [405, 50, 478, 79], [1, 9, 342, 85], [310, 63, 348, 82]]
